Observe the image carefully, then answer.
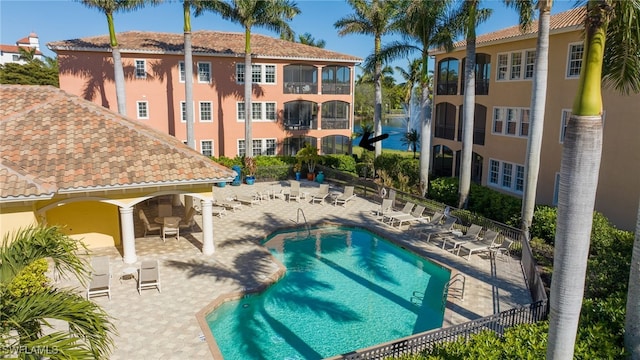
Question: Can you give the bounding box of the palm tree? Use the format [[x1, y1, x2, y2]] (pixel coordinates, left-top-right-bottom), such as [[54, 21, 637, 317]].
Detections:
[[202, 0, 299, 158], [0, 226, 115, 358], [183, 1, 201, 149], [547, 1, 640, 358], [627, 197, 640, 357], [335, 0, 400, 158], [297, 32, 326, 48], [401, 129, 420, 158], [514, 0, 552, 234], [373, 0, 456, 196], [18, 47, 37, 62], [395, 58, 422, 147], [79, 0, 157, 116]]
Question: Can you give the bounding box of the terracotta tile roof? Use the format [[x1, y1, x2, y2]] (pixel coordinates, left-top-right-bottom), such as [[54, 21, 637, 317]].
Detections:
[[0, 44, 43, 55], [47, 30, 362, 62], [0, 85, 235, 201], [436, 7, 586, 53]]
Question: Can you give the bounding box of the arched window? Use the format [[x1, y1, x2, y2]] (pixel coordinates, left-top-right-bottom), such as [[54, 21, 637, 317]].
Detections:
[[322, 66, 350, 94], [432, 145, 453, 177], [321, 101, 350, 129], [321, 135, 350, 154], [455, 151, 484, 184], [435, 102, 456, 140], [457, 104, 487, 145], [284, 64, 317, 94], [437, 58, 459, 95], [461, 53, 491, 95], [284, 101, 318, 130], [283, 136, 317, 156]]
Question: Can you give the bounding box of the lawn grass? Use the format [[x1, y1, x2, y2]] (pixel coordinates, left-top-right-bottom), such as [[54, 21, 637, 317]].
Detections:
[[352, 146, 418, 158]]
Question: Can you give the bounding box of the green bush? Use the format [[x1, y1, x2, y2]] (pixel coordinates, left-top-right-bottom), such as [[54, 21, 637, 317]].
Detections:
[[7, 258, 50, 298], [373, 153, 403, 177], [530, 206, 558, 244], [428, 177, 459, 206], [398, 158, 420, 188], [467, 184, 522, 225], [212, 155, 242, 168], [323, 154, 357, 173]]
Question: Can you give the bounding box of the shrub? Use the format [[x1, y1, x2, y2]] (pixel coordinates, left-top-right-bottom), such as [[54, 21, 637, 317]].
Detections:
[[6, 258, 50, 298], [428, 177, 459, 206], [373, 153, 403, 177], [212, 155, 242, 168], [467, 184, 521, 225], [530, 206, 557, 245], [398, 158, 420, 188], [323, 154, 357, 173]]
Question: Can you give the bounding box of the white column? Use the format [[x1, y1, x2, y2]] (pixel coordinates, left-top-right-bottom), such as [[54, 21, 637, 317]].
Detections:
[[172, 194, 182, 206], [119, 206, 137, 264], [201, 199, 214, 255]]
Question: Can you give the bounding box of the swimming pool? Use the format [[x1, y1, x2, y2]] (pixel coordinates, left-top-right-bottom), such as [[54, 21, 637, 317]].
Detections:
[[206, 226, 451, 359]]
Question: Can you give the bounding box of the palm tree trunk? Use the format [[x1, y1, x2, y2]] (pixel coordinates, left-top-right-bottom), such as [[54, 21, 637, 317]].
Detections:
[[244, 26, 253, 157], [106, 11, 126, 116], [419, 53, 431, 196], [374, 34, 383, 157], [184, 2, 195, 149], [458, 5, 477, 209], [625, 196, 640, 358], [521, 1, 551, 233]]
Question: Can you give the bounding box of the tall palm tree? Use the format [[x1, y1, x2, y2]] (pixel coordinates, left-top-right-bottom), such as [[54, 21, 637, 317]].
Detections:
[[335, 0, 400, 158], [401, 129, 420, 158], [547, 1, 640, 358], [0, 226, 115, 358], [373, 0, 456, 196], [202, 0, 299, 158], [183, 1, 199, 149], [79, 0, 157, 116], [395, 58, 422, 147], [297, 32, 326, 48], [514, 0, 552, 234], [627, 197, 640, 357]]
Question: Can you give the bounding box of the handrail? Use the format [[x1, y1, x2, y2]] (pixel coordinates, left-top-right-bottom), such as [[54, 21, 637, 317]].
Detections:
[[442, 273, 466, 310], [297, 208, 310, 237]]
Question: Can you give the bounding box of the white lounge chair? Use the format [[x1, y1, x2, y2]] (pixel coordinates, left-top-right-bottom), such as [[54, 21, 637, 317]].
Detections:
[[373, 198, 394, 219], [138, 260, 161, 294], [490, 239, 514, 261], [441, 224, 483, 250], [334, 186, 356, 207], [139, 209, 161, 237], [235, 194, 260, 206], [212, 205, 227, 217], [215, 197, 242, 212], [382, 202, 414, 224], [457, 230, 500, 260], [87, 256, 111, 300], [309, 184, 330, 205], [288, 180, 301, 202], [390, 205, 427, 228], [421, 216, 458, 243]]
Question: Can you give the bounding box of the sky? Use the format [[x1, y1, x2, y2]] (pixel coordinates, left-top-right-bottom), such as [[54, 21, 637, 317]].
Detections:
[[0, 0, 576, 81]]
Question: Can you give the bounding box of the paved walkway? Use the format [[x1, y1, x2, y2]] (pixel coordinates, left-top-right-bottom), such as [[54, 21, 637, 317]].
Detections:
[[55, 180, 531, 359]]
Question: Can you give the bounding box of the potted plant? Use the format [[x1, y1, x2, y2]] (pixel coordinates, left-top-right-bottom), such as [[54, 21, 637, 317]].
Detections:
[[243, 156, 257, 185], [296, 144, 321, 181], [293, 161, 302, 181]]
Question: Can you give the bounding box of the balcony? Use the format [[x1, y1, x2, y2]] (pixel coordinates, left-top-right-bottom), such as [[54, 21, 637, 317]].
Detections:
[[284, 118, 318, 130], [321, 83, 350, 95], [284, 82, 317, 94], [321, 118, 349, 130]]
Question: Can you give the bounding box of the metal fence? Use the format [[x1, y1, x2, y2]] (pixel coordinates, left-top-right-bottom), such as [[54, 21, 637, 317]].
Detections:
[[329, 301, 548, 360]]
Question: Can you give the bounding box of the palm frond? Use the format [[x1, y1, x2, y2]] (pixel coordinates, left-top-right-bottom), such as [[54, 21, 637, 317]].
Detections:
[[602, 0, 640, 95]]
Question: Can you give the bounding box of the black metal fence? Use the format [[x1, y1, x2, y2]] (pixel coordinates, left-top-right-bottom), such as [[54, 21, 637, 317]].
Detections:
[[329, 301, 548, 360]]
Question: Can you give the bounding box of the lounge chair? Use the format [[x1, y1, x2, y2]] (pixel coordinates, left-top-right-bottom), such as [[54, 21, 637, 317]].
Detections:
[[138, 260, 161, 294], [373, 198, 394, 219], [390, 205, 427, 228], [441, 224, 483, 250], [382, 202, 414, 224], [236, 194, 260, 206], [215, 197, 242, 212], [457, 230, 500, 260], [179, 207, 196, 231], [334, 186, 356, 207], [420, 216, 458, 243], [139, 209, 161, 237], [288, 180, 301, 202], [490, 239, 514, 261], [309, 184, 330, 205], [87, 256, 111, 300], [162, 216, 180, 241]]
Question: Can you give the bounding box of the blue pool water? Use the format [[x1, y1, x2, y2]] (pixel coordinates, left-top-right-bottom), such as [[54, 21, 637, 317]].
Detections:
[[206, 227, 450, 360]]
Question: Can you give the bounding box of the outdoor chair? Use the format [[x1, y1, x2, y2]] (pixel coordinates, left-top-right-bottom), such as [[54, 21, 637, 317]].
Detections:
[[382, 202, 414, 224], [441, 224, 483, 251], [235, 194, 260, 206], [457, 230, 500, 260], [139, 209, 161, 237], [490, 239, 514, 261], [214, 197, 242, 212], [138, 260, 161, 294], [373, 199, 394, 220], [310, 184, 330, 205], [158, 202, 172, 217], [87, 256, 111, 300], [288, 180, 301, 202], [420, 216, 458, 243], [162, 216, 180, 242], [212, 205, 227, 218], [390, 205, 427, 229], [334, 186, 356, 207], [179, 207, 196, 232]]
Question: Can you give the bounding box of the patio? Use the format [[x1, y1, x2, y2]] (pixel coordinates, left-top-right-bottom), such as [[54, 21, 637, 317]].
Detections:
[[56, 181, 531, 359]]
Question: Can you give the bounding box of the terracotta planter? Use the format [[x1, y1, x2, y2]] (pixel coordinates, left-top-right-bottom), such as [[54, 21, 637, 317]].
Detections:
[[307, 172, 315, 181]]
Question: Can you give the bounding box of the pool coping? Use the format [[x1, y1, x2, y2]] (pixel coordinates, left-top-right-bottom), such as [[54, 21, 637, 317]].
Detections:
[[195, 222, 458, 359]]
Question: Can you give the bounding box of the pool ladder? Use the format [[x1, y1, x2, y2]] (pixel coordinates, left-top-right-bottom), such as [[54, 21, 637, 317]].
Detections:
[[296, 208, 310, 237], [442, 273, 466, 310]]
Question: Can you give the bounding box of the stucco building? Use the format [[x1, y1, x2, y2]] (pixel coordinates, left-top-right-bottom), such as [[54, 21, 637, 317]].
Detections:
[[0, 32, 43, 65], [48, 31, 361, 158], [429, 7, 640, 230]]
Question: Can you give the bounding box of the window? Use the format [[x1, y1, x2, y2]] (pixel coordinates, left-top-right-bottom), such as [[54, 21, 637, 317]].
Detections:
[[179, 61, 185, 82], [456, 104, 487, 145], [567, 43, 584, 78], [434, 102, 456, 140], [496, 49, 535, 81], [135, 60, 146, 79], [199, 101, 212, 122], [460, 53, 491, 95], [201, 140, 213, 157], [285, 64, 319, 94], [284, 101, 318, 129], [180, 101, 186, 122], [524, 50, 536, 79], [321, 101, 350, 129], [437, 58, 459, 95], [237, 102, 277, 121], [497, 54, 508, 80], [492, 106, 530, 138], [136, 101, 149, 119], [12, 54, 19, 61], [560, 109, 571, 143], [510, 53, 521, 80], [236, 63, 276, 84], [488, 159, 524, 194], [237, 138, 277, 156], [321, 65, 349, 94], [198, 62, 211, 83]]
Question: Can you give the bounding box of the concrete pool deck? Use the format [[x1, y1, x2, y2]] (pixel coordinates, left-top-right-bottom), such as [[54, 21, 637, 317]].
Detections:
[[54, 181, 532, 359]]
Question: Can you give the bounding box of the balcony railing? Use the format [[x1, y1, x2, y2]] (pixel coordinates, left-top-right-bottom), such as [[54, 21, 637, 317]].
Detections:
[[284, 119, 318, 130], [322, 83, 351, 95], [284, 82, 317, 94], [321, 118, 349, 129]]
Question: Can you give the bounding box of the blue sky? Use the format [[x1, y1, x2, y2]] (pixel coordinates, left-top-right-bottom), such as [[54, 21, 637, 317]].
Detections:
[[1, 0, 576, 80]]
